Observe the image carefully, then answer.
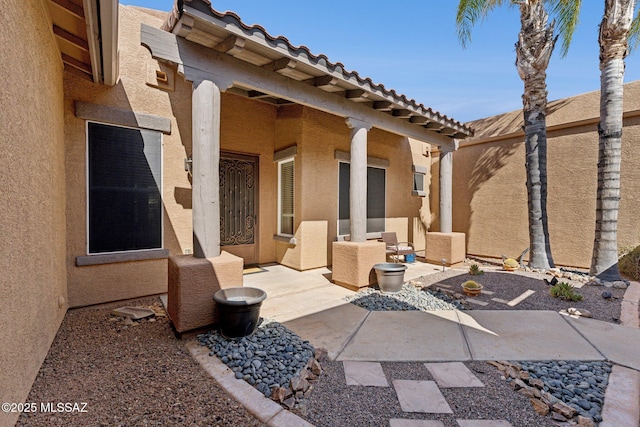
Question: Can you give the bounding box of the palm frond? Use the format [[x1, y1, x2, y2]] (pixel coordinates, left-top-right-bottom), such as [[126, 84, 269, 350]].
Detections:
[[629, 2, 640, 53], [456, 0, 508, 48], [547, 0, 582, 57]]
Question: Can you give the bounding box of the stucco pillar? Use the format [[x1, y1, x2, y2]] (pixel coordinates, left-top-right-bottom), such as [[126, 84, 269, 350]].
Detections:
[[192, 78, 221, 258], [346, 117, 372, 242], [439, 145, 453, 234]]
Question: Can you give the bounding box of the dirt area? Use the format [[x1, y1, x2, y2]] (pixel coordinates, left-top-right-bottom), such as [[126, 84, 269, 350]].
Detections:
[[16, 297, 264, 427], [423, 268, 625, 323]]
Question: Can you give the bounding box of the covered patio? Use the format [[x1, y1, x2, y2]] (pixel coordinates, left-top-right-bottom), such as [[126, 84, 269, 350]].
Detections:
[[142, 0, 473, 332]]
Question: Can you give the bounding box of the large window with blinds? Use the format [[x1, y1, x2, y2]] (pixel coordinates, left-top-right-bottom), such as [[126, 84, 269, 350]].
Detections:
[[338, 162, 386, 236], [87, 122, 163, 254], [278, 158, 295, 236]]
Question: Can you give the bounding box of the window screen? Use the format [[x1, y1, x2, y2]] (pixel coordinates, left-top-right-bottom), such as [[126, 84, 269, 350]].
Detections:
[[414, 172, 424, 192], [279, 159, 295, 235], [88, 122, 162, 253], [338, 163, 386, 235]]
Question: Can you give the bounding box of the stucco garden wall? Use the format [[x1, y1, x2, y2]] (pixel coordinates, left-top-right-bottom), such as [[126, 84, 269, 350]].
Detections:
[[440, 81, 640, 268], [0, 2, 67, 425]]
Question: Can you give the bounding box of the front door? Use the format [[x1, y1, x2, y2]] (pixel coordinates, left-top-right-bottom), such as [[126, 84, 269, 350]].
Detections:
[[220, 152, 258, 265]]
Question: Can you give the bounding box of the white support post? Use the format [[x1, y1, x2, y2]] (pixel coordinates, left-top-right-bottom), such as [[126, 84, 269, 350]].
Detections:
[[192, 78, 221, 258], [439, 146, 454, 234], [346, 117, 371, 242]]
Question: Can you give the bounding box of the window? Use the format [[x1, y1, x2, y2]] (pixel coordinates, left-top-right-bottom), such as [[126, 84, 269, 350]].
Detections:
[[338, 162, 386, 236], [413, 165, 427, 197], [87, 122, 162, 254], [278, 158, 295, 235]]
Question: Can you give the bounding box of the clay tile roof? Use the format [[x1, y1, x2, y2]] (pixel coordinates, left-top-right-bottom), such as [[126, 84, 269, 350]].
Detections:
[[163, 0, 474, 138]]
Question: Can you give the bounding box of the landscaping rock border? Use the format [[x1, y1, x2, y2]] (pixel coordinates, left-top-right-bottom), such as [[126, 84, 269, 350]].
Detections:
[[490, 360, 611, 426]]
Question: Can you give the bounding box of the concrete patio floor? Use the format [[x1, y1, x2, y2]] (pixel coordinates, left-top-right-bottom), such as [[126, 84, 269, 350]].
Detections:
[[243, 259, 445, 323]]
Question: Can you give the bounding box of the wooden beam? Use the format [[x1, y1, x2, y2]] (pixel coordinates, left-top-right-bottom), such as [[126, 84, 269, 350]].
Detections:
[[409, 116, 430, 125], [53, 24, 89, 51], [346, 89, 369, 101], [63, 63, 93, 81], [373, 101, 393, 111], [61, 52, 92, 74], [213, 35, 245, 56], [262, 57, 297, 73], [425, 122, 445, 131], [440, 127, 458, 136], [50, 0, 84, 19], [247, 90, 271, 99], [310, 75, 338, 88], [140, 24, 454, 148], [392, 109, 413, 118]]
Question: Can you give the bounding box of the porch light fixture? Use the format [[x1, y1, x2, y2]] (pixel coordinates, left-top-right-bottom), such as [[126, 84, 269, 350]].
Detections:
[[184, 157, 193, 177]]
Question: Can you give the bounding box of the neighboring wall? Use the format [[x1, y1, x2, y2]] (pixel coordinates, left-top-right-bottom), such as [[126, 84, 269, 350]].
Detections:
[[0, 1, 67, 425], [442, 81, 640, 268]]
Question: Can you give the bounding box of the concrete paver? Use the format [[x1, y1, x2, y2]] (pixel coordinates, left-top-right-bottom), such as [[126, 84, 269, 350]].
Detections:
[[621, 281, 640, 328], [565, 316, 640, 370], [393, 380, 453, 414], [338, 311, 470, 362], [600, 365, 640, 427], [389, 420, 445, 427], [424, 362, 484, 388], [283, 303, 369, 360], [343, 361, 389, 387], [459, 310, 604, 361]]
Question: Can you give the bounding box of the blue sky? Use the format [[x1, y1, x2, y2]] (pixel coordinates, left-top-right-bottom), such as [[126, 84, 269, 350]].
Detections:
[[122, 1, 639, 123]]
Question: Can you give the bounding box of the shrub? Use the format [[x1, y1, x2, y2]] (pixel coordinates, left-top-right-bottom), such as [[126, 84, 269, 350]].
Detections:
[[462, 280, 481, 289], [469, 264, 484, 276], [550, 282, 583, 302], [619, 245, 640, 281], [503, 258, 519, 269]]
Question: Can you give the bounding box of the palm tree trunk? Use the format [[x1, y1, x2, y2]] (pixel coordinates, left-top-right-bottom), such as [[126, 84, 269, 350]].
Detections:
[[517, 1, 556, 269], [590, 0, 634, 280]]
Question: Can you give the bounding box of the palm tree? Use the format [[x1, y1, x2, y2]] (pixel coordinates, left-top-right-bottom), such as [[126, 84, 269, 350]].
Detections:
[[590, 0, 639, 280], [457, 0, 579, 269]]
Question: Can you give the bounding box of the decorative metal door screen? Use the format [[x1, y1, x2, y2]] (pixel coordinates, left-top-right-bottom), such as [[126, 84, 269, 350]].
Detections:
[[219, 154, 257, 247]]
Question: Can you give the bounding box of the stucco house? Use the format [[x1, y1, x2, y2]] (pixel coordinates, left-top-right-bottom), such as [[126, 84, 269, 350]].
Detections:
[[3, 1, 639, 425], [1, 1, 473, 423]]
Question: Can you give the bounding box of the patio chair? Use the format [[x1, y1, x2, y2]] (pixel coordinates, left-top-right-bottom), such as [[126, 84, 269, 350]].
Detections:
[[380, 232, 415, 263]]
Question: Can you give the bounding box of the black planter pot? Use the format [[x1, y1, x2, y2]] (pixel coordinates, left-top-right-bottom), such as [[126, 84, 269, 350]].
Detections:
[[213, 287, 267, 338]]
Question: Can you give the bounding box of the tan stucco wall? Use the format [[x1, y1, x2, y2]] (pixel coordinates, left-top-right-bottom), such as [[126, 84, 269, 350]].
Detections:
[[220, 93, 278, 265], [65, 7, 175, 307], [0, 1, 67, 425], [277, 107, 429, 266], [65, 7, 283, 306], [443, 81, 640, 268]]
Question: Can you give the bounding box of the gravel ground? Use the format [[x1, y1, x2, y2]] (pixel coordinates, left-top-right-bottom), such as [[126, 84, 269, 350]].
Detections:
[[421, 269, 625, 323], [17, 297, 264, 427], [301, 361, 557, 427], [16, 268, 630, 427]]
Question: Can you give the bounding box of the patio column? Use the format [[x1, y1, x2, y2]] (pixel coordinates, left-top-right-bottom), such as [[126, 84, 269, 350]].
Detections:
[[192, 78, 221, 258], [439, 145, 454, 233], [346, 117, 372, 242]]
